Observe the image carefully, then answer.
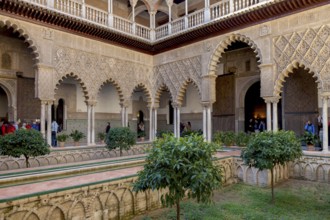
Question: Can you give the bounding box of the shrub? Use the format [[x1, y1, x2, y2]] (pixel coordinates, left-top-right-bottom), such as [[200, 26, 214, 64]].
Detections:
[[57, 133, 69, 142], [241, 130, 302, 203], [70, 130, 85, 142], [0, 129, 50, 168], [235, 132, 250, 147], [133, 134, 222, 220], [105, 127, 136, 156], [97, 132, 106, 141], [213, 131, 236, 146]]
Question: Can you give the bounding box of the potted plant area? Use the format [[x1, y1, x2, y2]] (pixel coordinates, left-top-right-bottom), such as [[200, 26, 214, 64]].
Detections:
[[98, 132, 106, 144], [57, 133, 69, 147], [138, 130, 146, 141], [301, 132, 319, 151], [70, 130, 85, 146]]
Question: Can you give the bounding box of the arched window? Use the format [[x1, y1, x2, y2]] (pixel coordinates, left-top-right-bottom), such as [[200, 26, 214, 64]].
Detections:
[[2, 53, 12, 69]]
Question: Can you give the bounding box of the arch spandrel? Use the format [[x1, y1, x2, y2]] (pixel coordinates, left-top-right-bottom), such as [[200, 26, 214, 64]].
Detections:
[[273, 60, 320, 97], [0, 18, 41, 64], [207, 33, 263, 77], [273, 25, 330, 93]]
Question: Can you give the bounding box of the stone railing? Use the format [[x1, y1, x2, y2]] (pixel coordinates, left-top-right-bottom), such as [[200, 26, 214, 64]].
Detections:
[[0, 144, 150, 171], [22, 0, 273, 42]]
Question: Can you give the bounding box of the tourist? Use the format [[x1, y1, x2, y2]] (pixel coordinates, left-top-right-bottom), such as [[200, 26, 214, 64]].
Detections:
[[51, 120, 59, 147], [304, 120, 315, 135], [259, 120, 266, 132], [105, 122, 111, 134]]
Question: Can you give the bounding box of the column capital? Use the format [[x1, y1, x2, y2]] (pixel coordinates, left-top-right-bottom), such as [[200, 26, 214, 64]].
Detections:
[[85, 100, 97, 106], [171, 102, 181, 109], [129, 0, 138, 8], [263, 96, 281, 104], [166, 0, 173, 7], [201, 102, 212, 108], [321, 92, 330, 99]]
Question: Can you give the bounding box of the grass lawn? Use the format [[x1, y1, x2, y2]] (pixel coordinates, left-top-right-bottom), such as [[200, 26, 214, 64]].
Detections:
[[134, 179, 330, 220]]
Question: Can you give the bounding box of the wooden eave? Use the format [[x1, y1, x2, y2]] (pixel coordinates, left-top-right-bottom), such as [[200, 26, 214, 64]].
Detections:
[[0, 0, 328, 55]]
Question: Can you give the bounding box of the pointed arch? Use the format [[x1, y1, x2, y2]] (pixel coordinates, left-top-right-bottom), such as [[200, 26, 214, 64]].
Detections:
[[207, 33, 262, 76], [273, 60, 321, 97], [67, 201, 87, 220], [177, 78, 201, 105], [55, 72, 90, 100], [98, 78, 125, 103], [46, 205, 66, 220], [0, 19, 40, 64], [128, 4, 178, 21], [0, 79, 15, 107], [130, 83, 152, 104], [154, 83, 174, 105]]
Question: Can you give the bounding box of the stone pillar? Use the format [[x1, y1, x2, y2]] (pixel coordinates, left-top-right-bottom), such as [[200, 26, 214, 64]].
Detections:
[[149, 11, 156, 40], [108, 0, 113, 27], [185, 0, 188, 28], [63, 104, 67, 130], [47, 101, 52, 146], [322, 93, 329, 153], [202, 102, 213, 142], [173, 105, 177, 137], [130, 0, 138, 34], [47, 0, 54, 8], [272, 97, 280, 132], [204, 0, 210, 21], [166, 0, 173, 34], [149, 107, 153, 141], [203, 106, 207, 140], [91, 104, 96, 145], [177, 107, 181, 137], [264, 97, 272, 131], [87, 103, 91, 145], [154, 107, 158, 139], [81, 0, 86, 18], [40, 101, 46, 138]]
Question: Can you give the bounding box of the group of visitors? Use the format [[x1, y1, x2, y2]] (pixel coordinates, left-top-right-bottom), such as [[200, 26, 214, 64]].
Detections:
[[180, 121, 192, 134], [0, 119, 41, 136], [248, 118, 266, 133]]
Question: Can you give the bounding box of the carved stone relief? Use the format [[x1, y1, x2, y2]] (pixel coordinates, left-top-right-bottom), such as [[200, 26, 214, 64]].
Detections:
[[274, 25, 330, 93], [153, 56, 202, 105], [53, 47, 153, 103]]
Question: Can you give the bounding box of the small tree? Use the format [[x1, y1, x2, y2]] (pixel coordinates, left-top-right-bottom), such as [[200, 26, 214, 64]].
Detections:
[[0, 129, 50, 168], [241, 130, 302, 203], [105, 127, 136, 156], [133, 134, 222, 220]]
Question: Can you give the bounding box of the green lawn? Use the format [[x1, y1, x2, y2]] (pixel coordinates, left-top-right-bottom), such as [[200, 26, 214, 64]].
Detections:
[[134, 180, 330, 220]]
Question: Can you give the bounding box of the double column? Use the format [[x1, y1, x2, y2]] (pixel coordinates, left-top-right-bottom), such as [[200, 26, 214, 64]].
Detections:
[[202, 102, 212, 142], [40, 100, 53, 146], [172, 102, 181, 138], [263, 96, 281, 132], [148, 103, 159, 141], [121, 103, 129, 127], [86, 100, 96, 146]]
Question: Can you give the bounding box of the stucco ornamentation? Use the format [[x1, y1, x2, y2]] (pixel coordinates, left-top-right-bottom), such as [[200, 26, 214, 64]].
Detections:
[[53, 47, 153, 103], [153, 55, 202, 105], [274, 25, 330, 94]]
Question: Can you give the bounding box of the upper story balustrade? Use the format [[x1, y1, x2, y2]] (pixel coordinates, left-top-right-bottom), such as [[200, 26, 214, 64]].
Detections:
[[21, 0, 274, 43]]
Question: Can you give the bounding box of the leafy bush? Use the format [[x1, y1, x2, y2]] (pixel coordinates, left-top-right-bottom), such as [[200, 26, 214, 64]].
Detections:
[[156, 130, 173, 138], [301, 132, 319, 145], [0, 129, 50, 167], [97, 132, 106, 141], [57, 133, 69, 142], [241, 130, 302, 203], [70, 130, 85, 142], [213, 131, 236, 146], [181, 129, 203, 137], [235, 132, 251, 147], [105, 127, 136, 156], [133, 134, 222, 220]]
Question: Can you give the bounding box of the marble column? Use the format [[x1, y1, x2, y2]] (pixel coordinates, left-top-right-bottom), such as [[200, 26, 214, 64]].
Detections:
[[40, 101, 46, 138], [149, 107, 153, 141], [206, 106, 212, 142], [47, 101, 52, 146], [154, 107, 158, 139], [87, 104, 91, 145], [185, 0, 188, 28], [203, 106, 207, 140], [204, 0, 210, 21], [166, 0, 173, 34], [264, 98, 272, 131], [322, 94, 329, 153], [91, 104, 96, 145], [108, 0, 113, 27], [173, 106, 177, 137], [130, 0, 137, 34], [272, 97, 280, 132]]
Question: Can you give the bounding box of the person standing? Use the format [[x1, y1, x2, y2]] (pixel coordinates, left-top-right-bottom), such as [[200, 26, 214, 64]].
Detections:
[[51, 120, 59, 147], [105, 122, 111, 134], [304, 120, 315, 135]]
